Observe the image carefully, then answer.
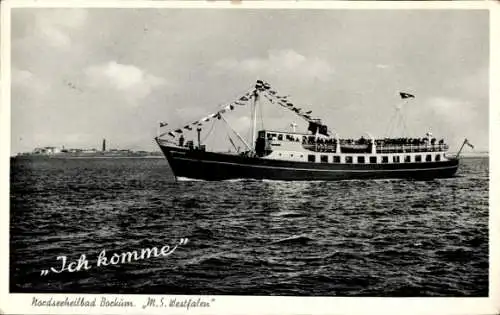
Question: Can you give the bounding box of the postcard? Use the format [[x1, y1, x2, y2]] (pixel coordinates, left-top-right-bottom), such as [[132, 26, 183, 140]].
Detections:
[[1, 0, 498, 314]]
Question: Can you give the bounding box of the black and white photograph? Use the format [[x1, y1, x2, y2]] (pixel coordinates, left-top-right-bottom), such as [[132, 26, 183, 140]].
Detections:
[[2, 1, 499, 314]]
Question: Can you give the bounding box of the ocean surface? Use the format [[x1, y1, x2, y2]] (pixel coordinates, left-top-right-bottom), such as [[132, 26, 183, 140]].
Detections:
[[10, 157, 489, 296]]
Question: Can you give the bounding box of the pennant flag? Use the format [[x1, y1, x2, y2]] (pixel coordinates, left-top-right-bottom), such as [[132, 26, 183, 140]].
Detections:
[[269, 90, 277, 95], [193, 121, 199, 125], [216, 113, 222, 120], [220, 109, 226, 114], [293, 108, 300, 113], [465, 139, 474, 149], [230, 104, 234, 110], [305, 110, 312, 114], [303, 115, 311, 119], [263, 82, 271, 90], [174, 129, 183, 134], [204, 117, 210, 122], [400, 92, 415, 99], [235, 101, 245, 106], [159, 121, 168, 127], [168, 132, 175, 137], [240, 96, 249, 101], [211, 113, 218, 118], [287, 102, 294, 107], [184, 125, 192, 130]]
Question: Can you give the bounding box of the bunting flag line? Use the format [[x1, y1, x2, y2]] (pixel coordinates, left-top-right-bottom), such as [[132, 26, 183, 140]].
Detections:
[[262, 87, 320, 125], [161, 81, 317, 139]]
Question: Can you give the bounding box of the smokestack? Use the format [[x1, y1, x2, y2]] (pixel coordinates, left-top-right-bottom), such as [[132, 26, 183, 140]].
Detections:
[[102, 139, 106, 152]]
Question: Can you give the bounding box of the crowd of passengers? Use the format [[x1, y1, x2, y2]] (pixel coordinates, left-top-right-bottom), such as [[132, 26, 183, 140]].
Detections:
[[271, 133, 446, 147], [374, 137, 445, 146]]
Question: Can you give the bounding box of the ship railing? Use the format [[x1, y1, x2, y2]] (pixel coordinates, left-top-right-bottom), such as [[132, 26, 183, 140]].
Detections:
[[302, 144, 337, 153], [375, 144, 449, 153]]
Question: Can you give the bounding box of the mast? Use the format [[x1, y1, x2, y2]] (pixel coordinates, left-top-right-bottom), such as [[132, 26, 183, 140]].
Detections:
[[251, 89, 259, 151]]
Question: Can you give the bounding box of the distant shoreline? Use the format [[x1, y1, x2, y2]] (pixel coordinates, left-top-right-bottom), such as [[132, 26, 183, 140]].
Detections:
[[447, 152, 489, 158], [11, 155, 165, 159]]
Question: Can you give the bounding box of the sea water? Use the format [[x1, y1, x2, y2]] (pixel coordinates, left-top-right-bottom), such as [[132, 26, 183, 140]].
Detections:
[[9, 157, 488, 296]]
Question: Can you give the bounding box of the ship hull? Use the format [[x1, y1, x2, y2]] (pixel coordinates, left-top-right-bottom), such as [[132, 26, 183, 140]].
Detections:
[[158, 144, 460, 181]]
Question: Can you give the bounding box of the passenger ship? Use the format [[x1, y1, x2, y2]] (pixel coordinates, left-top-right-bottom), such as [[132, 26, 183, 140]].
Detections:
[[155, 80, 470, 181]]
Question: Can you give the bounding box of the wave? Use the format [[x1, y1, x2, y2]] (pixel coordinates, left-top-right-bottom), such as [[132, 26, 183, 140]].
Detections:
[[271, 211, 306, 218], [270, 234, 314, 245], [176, 177, 205, 181]]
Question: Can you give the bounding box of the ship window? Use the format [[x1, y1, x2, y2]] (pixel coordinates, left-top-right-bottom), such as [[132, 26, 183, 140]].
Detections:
[[357, 156, 365, 164], [405, 155, 411, 163], [345, 156, 353, 164], [415, 155, 422, 162], [393, 156, 400, 163], [426, 154, 432, 162], [300, 155, 304, 158], [320, 155, 328, 163], [435, 154, 441, 162], [258, 131, 266, 139], [369, 156, 377, 163], [278, 134, 283, 141], [333, 156, 341, 163], [308, 155, 316, 162], [382, 156, 389, 163], [291, 154, 293, 157]]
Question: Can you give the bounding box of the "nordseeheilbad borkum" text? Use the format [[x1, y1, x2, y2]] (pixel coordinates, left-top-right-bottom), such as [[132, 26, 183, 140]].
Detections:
[[31, 296, 215, 310]]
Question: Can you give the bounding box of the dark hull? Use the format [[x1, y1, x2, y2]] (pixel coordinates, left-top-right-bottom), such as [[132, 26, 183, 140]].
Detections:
[[158, 144, 459, 181]]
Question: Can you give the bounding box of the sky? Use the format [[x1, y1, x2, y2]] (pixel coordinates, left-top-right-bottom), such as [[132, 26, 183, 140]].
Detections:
[[11, 8, 489, 154]]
